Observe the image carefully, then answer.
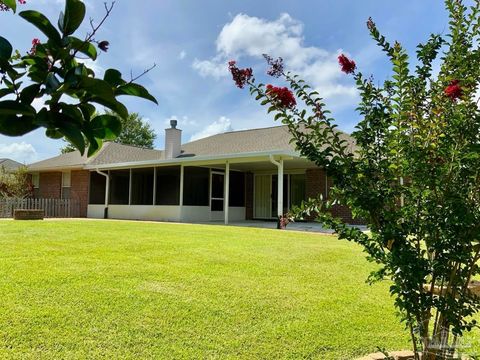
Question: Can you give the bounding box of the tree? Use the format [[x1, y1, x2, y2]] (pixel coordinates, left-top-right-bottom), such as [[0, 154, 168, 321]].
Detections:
[[0, 166, 32, 199], [230, 1, 480, 359], [0, 0, 157, 157], [61, 111, 157, 153]]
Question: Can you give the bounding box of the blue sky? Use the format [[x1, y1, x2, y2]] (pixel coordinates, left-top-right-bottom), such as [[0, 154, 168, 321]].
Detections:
[[0, 0, 450, 163]]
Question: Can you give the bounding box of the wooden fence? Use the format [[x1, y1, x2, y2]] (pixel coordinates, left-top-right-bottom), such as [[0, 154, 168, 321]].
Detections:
[[0, 198, 81, 218]]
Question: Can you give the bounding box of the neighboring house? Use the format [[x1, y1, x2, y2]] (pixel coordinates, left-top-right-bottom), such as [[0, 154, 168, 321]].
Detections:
[[0, 158, 23, 172], [28, 121, 360, 224]]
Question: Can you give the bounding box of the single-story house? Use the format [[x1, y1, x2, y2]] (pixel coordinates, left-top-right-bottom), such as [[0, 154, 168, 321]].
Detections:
[[28, 121, 360, 224]]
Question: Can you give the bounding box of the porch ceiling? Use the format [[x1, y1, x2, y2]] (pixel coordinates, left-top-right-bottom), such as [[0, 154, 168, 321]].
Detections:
[[204, 157, 317, 172]]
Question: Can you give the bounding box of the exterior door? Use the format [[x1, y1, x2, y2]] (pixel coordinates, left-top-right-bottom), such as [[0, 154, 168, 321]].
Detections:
[[210, 172, 225, 220], [254, 175, 271, 219]]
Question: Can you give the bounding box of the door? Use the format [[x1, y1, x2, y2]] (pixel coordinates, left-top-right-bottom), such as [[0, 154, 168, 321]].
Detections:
[[254, 175, 271, 219], [210, 172, 225, 220]]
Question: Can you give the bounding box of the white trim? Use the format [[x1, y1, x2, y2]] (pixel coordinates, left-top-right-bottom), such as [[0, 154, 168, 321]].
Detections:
[[153, 167, 157, 205], [85, 150, 298, 171], [128, 169, 132, 205], [225, 161, 230, 225]]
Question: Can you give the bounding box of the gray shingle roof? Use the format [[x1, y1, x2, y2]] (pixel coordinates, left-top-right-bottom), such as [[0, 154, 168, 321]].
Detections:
[[0, 158, 23, 171], [28, 125, 355, 171]]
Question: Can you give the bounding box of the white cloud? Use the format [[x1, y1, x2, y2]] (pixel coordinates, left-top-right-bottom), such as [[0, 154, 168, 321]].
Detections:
[[193, 13, 358, 109], [179, 50, 187, 60], [0, 142, 37, 163], [192, 57, 227, 79], [190, 116, 233, 141]]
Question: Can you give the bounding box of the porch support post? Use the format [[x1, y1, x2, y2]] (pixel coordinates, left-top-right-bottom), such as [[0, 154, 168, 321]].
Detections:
[[225, 161, 230, 225], [277, 159, 284, 218], [179, 165, 184, 220], [269, 155, 284, 223]]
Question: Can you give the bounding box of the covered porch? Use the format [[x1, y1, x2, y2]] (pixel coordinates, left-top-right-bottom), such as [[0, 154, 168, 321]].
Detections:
[[86, 151, 319, 224]]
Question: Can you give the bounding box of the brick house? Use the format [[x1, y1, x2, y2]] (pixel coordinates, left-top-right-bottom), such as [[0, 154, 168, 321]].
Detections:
[[28, 122, 361, 224]]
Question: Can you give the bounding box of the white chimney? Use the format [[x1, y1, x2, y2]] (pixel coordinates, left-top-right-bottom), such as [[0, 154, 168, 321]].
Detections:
[[165, 119, 182, 159]]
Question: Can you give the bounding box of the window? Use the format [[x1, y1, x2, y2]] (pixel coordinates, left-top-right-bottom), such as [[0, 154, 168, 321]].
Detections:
[[290, 174, 306, 208], [156, 166, 180, 205], [183, 167, 209, 206], [61, 171, 71, 199], [109, 170, 130, 205], [229, 171, 245, 207], [131, 168, 154, 205], [89, 172, 107, 205], [32, 173, 40, 198]]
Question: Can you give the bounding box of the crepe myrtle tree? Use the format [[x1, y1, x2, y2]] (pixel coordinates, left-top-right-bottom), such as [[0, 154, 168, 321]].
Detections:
[[229, 1, 480, 359], [0, 0, 157, 156]]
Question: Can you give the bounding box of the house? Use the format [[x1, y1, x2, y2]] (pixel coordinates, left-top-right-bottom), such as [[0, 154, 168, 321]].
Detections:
[[0, 158, 23, 171], [28, 121, 360, 224]]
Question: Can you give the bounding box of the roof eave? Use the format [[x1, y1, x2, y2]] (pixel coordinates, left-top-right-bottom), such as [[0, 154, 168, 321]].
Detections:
[[85, 150, 303, 170]]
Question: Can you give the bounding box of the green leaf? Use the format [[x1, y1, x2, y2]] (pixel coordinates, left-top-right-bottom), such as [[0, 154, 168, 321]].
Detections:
[[45, 72, 61, 94], [67, 36, 97, 60], [80, 76, 115, 101], [0, 114, 39, 136], [90, 97, 128, 119], [104, 69, 125, 87], [0, 36, 13, 61], [20, 84, 41, 105], [115, 83, 158, 104], [58, 121, 85, 154], [90, 114, 121, 140], [0, 100, 35, 116], [19, 10, 62, 44], [0, 88, 14, 99], [45, 128, 64, 139], [62, 0, 85, 35], [1, 0, 16, 12]]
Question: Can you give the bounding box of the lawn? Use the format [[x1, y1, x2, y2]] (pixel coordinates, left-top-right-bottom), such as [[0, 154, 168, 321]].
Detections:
[[0, 220, 478, 359]]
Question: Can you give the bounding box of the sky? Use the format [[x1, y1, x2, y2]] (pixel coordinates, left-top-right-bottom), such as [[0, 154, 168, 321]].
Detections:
[[0, 0, 452, 163]]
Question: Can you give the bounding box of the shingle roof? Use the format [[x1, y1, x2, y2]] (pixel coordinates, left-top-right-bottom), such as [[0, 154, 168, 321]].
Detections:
[[0, 158, 23, 171], [28, 125, 355, 171], [180, 126, 296, 157]]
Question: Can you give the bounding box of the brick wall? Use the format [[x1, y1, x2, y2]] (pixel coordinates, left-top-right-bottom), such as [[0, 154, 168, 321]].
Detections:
[[305, 168, 364, 225], [245, 172, 254, 220], [71, 170, 89, 217], [38, 172, 62, 199], [37, 170, 89, 217]]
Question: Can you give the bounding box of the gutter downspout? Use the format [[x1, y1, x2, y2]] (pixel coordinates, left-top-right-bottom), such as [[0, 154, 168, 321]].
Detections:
[[96, 169, 109, 219], [269, 155, 284, 229]]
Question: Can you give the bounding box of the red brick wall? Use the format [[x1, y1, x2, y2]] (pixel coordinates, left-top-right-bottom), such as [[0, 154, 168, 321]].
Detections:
[[38, 172, 61, 199], [245, 172, 254, 220], [305, 168, 364, 225], [37, 170, 89, 217], [71, 170, 89, 217]]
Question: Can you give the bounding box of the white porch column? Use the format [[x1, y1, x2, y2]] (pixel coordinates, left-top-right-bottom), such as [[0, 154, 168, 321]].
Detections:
[[153, 167, 157, 205], [277, 159, 284, 217], [225, 161, 230, 225], [128, 169, 132, 205]]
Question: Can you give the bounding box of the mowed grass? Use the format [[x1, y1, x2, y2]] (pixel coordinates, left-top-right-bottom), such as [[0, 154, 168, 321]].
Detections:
[[0, 220, 478, 359]]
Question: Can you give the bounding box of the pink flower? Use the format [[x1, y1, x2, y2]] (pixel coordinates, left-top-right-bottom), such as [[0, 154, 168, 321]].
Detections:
[[338, 54, 356, 74], [29, 38, 41, 55], [228, 60, 253, 89], [266, 84, 296, 109], [444, 79, 462, 100]]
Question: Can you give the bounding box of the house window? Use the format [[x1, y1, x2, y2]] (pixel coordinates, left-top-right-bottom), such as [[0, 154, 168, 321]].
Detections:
[[131, 168, 154, 205], [89, 172, 106, 205], [183, 167, 209, 206], [109, 170, 130, 205], [156, 166, 180, 205], [61, 171, 71, 199], [229, 171, 245, 207], [32, 173, 40, 198]]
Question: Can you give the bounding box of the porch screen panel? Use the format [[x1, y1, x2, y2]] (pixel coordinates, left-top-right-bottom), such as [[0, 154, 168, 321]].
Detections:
[[89, 171, 106, 204], [254, 175, 270, 218], [290, 174, 306, 208], [109, 170, 130, 205], [156, 166, 180, 205], [229, 171, 245, 207], [131, 168, 154, 205], [183, 167, 209, 206]]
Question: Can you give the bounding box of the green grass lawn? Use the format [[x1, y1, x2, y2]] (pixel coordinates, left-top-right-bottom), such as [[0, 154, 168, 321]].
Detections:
[[0, 220, 478, 359]]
